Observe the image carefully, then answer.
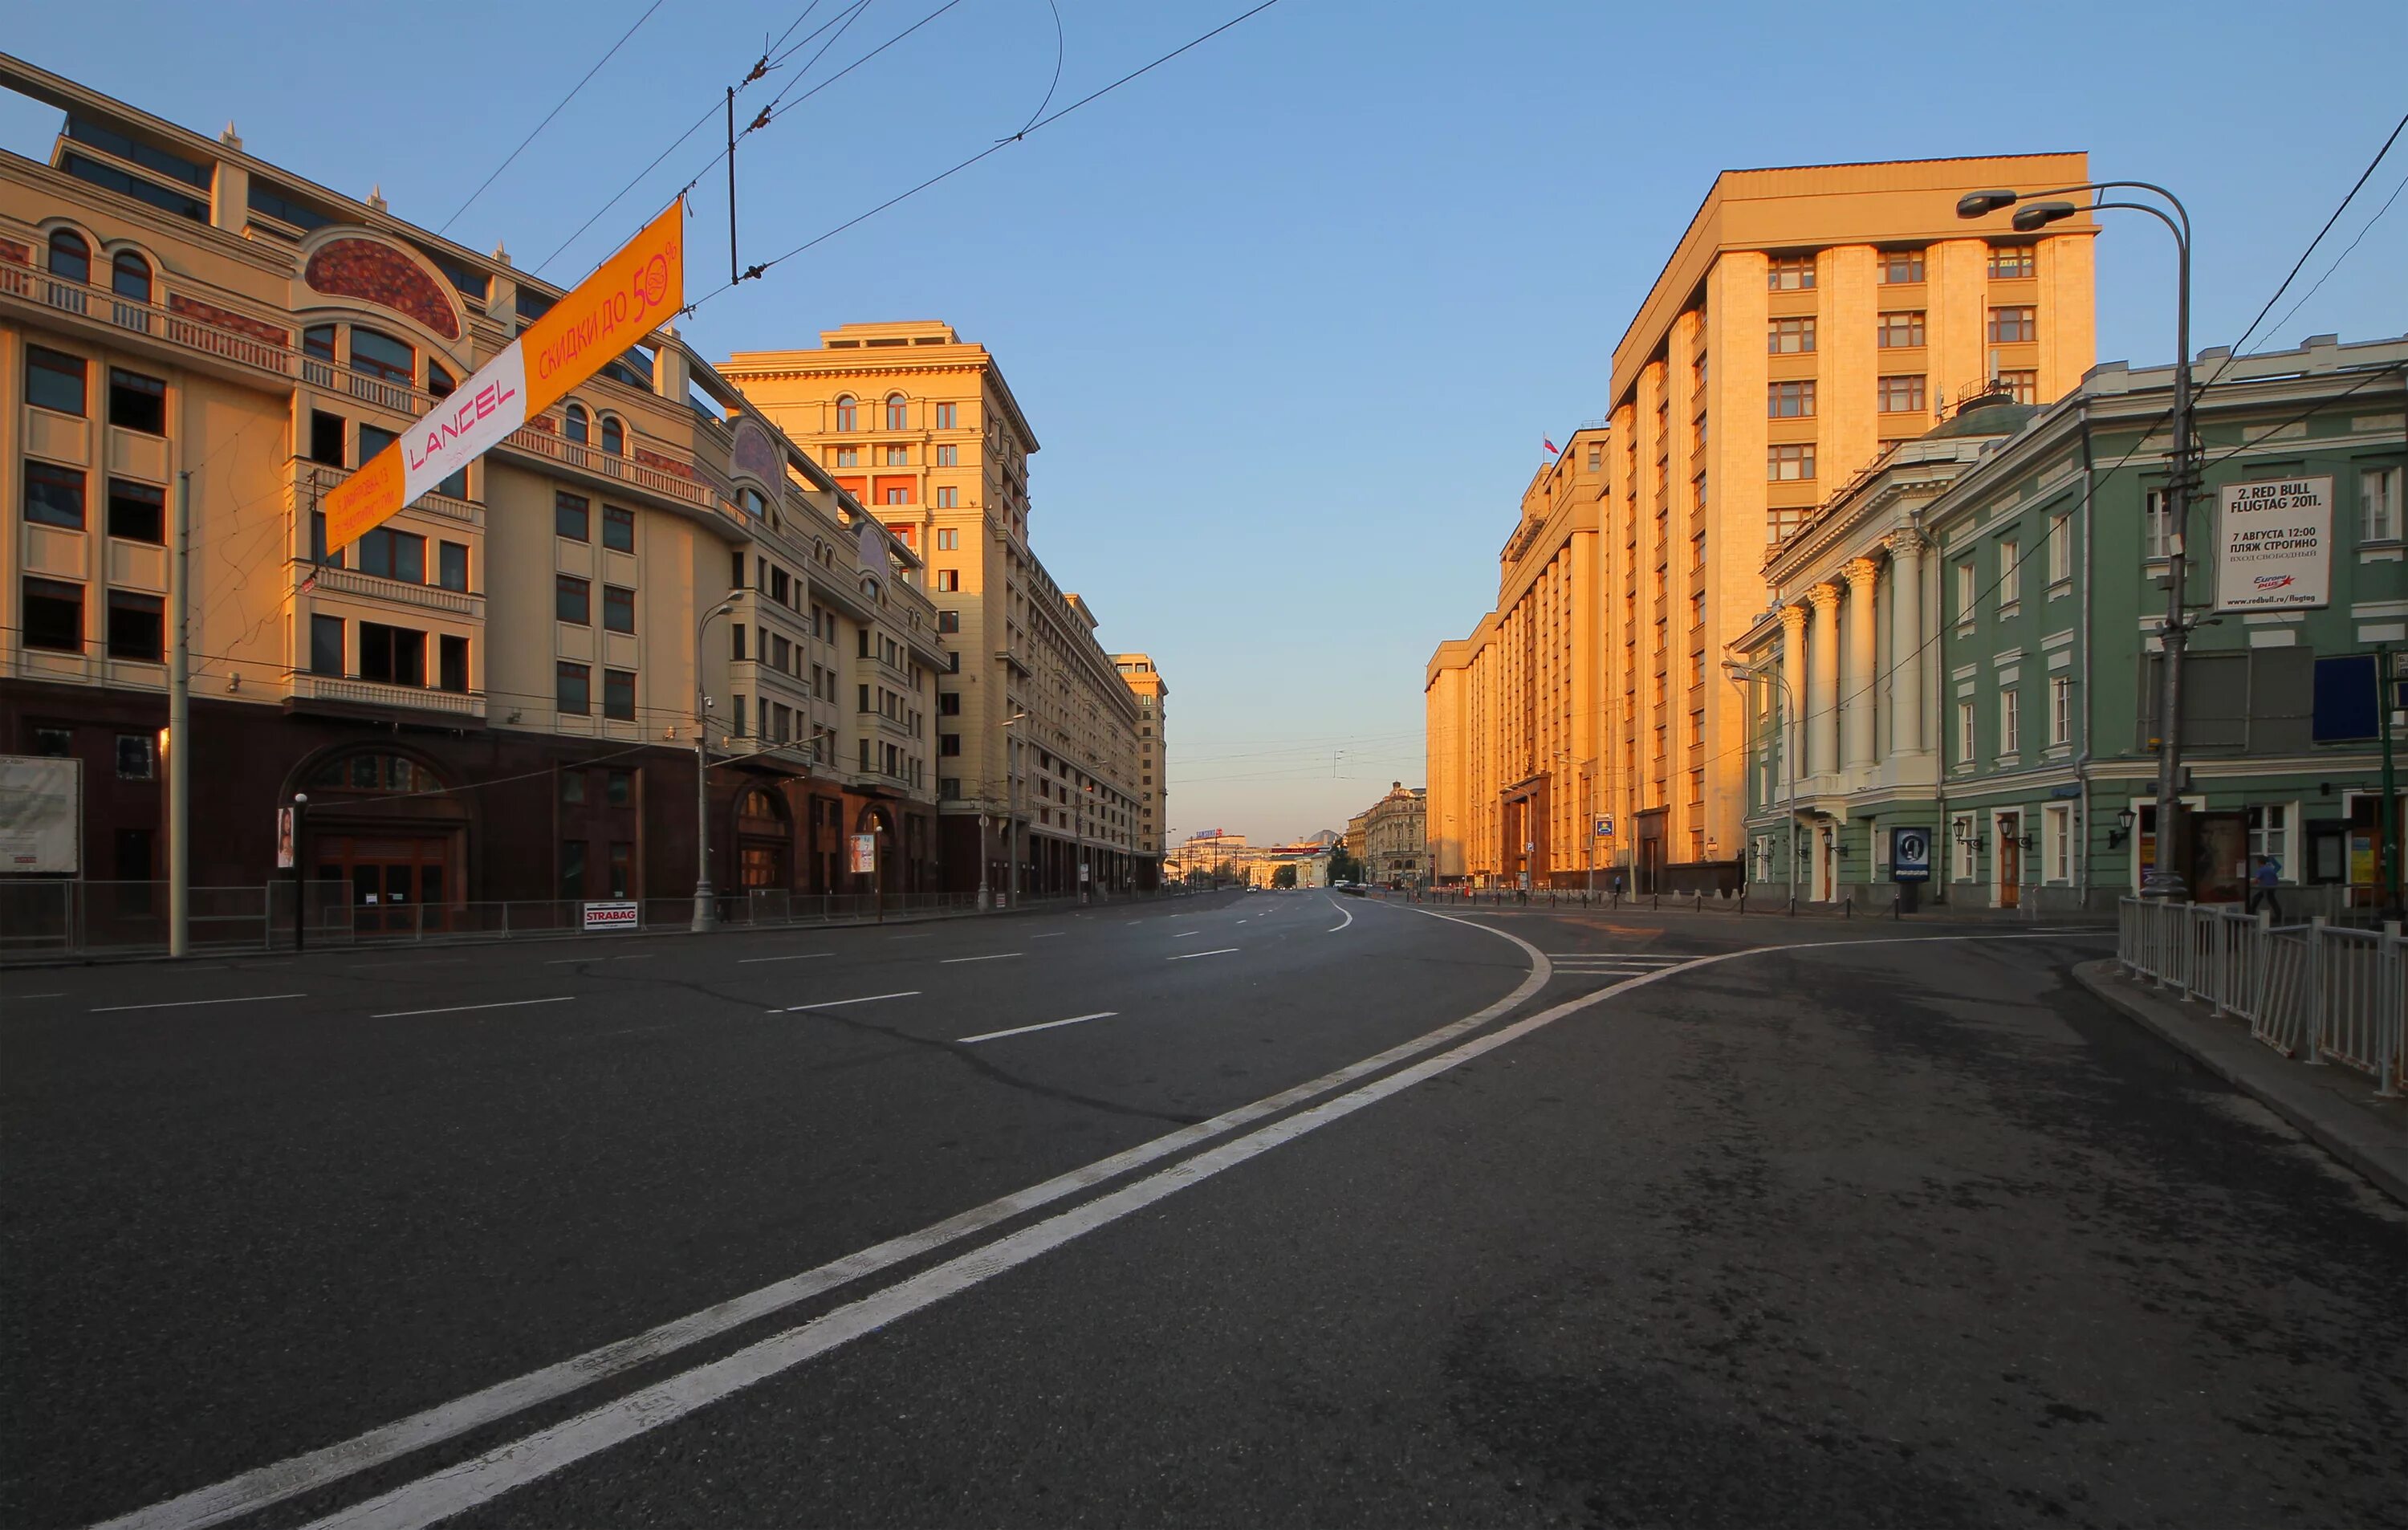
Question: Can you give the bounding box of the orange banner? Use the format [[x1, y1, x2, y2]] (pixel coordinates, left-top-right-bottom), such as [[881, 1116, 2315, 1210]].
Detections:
[[321, 199, 684, 553]]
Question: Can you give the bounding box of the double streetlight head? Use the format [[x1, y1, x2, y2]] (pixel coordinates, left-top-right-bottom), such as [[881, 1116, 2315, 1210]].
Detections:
[[1956, 189, 2020, 218], [1958, 188, 2081, 233]]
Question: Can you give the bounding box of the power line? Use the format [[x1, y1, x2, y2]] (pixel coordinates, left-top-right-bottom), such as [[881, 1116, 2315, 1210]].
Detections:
[[437, 0, 668, 238], [2255, 167, 2408, 354]]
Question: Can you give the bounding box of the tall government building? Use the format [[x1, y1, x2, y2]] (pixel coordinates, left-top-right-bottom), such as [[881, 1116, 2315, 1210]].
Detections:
[[723, 325, 1158, 895], [1429, 155, 2095, 889]]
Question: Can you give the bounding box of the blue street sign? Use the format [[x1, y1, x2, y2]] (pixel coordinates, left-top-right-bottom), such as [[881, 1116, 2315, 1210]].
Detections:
[[1594, 814, 1615, 838]]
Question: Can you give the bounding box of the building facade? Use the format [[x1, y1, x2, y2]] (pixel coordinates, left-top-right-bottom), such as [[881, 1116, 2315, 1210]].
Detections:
[[1113, 653, 1166, 857], [1360, 781, 1427, 886], [1424, 426, 1606, 886], [720, 323, 1154, 896], [1733, 333, 2406, 914], [0, 59, 946, 928]]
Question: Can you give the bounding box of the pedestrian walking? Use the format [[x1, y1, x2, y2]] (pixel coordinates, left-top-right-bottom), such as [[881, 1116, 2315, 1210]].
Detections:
[[2247, 857, 2283, 921]]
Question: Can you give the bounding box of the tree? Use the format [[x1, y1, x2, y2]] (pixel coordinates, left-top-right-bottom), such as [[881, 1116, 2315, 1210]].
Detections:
[[1328, 847, 1363, 884], [1271, 863, 1298, 889]]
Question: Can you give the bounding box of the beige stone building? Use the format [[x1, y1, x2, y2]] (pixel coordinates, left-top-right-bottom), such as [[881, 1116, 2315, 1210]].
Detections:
[[1361, 781, 1428, 886], [1113, 653, 1166, 857], [0, 56, 951, 925], [1431, 155, 2095, 891], [720, 323, 1155, 894]]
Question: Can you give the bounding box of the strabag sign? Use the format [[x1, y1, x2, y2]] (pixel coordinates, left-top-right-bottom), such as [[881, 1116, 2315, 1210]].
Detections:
[[2215, 476, 2331, 612]]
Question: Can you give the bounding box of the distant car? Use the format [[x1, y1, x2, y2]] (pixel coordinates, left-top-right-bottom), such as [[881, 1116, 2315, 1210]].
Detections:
[[1244, 885, 1259, 893]]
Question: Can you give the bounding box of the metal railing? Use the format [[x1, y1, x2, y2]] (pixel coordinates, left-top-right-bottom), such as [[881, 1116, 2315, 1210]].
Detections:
[[2118, 897, 2405, 1097], [0, 881, 350, 958]]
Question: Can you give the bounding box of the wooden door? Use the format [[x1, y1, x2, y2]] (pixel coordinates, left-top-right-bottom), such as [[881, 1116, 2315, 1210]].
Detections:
[[1997, 816, 2021, 909]]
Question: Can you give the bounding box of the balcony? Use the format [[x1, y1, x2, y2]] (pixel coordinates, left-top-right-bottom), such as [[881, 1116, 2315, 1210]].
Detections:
[[302, 355, 429, 417], [1, 262, 298, 386], [290, 671, 486, 721], [292, 461, 482, 529], [299, 561, 484, 618], [501, 422, 719, 513]]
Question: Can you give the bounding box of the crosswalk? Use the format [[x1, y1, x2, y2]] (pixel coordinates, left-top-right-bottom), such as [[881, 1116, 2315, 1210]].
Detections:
[[1544, 950, 1695, 981]]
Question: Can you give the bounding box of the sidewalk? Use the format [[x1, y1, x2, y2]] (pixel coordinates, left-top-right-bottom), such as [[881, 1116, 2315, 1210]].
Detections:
[[2072, 958, 2408, 1207]]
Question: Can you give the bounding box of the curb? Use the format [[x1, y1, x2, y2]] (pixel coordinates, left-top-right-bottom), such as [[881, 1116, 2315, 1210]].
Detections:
[[2072, 959, 2408, 1208]]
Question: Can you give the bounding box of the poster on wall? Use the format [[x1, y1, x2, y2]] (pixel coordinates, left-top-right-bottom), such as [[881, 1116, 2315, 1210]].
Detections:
[[849, 833, 878, 874], [0, 755, 80, 873], [2215, 476, 2331, 612]]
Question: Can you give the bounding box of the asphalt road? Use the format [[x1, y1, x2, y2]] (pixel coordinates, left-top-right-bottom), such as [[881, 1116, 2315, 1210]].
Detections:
[[4, 893, 2402, 1529]]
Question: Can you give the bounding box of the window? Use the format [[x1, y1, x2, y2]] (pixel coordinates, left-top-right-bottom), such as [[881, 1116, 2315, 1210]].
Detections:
[[935, 527, 959, 551], [1877, 375, 1926, 413], [1955, 562, 1976, 625], [599, 415, 624, 456], [939, 733, 962, 757], [1692, 468, 1708, 513], [358, 424, 397, 468], [935, 444, 958, 467], [1999, 688, 2020, 754], [358, 527, 426, 584], [1988, 306, 2037, 344], [936, 568, 960, 592], [937, 609, 960, 633], [105, 590, 163, 661], [560, 770, 588, 806], [938, 691, 961, 715], [2044, 805, 2071, 882], [2143, 487, 2174, 560], [1767, 254, 1815, 290], [884, 486, 910, 505], [2247, 804, 2291, 873], [602, 584, 636, 633], [607, 842, 633, 898], [2050, 675, 2072, 746], [303, 324, 337, 362], [1877, 250, 1926, 283], [834, 395, 858, 431], [833, 446, 859, 467], [2363, 466, 2400, 542], [590, 505, 634, 555], [555, 492, 590, 541], [1768, 380, 1815, 418], [556, 661, 591, 715], [1957, 698, 1976, 763], [559, 841, 586, 901], [885, 394, 908, 430], [105, 478, 163, 543], [2047, 514, 2071, 584], [438, 634, 468, 694], [1767, 316, 1816, 354], [563, 404, 589, 444], [47, 228, 91, 283], [1690, 588, 1706, 627], [934, 486, 958, 508], [1875, 311, 1926, 348], [116, 734, 154, 779], [31, 727, 70, 757], [603, 669, 636, 721], [26, 346, 86, 414], [1999, 369, 2039, 405], [1998, 539, 2020, 608], [110, 250, 152, 301], [426, 360, 455, 399], [1987, 245, 2036, 279], [556, 575, 591, 625], [437, 540, 469, 592], [1588, 443, 1603, 470], [1767, 443, 1816, 482], [357, 623, 426, 686], [348, 328, 414, 385], [883, 446, 909, 466], [309, 410, 345, 466], [732, 695, 746, 736], [25, 462, 87, 529], [310, 614, 344, 676]]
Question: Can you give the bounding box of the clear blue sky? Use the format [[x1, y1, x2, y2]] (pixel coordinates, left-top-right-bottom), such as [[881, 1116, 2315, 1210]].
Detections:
[[8, 2, 2404, 842]]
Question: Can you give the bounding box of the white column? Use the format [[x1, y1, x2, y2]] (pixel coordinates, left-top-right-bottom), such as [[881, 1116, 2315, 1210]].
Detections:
[[1842, 557, 1880, 771], [1779, 604, 1808, 797], [1886, 532, 1925, 756], [1807, 584, 1841, 779]]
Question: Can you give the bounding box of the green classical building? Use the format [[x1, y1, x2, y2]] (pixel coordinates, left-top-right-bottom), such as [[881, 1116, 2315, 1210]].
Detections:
[[1731, 332, 2405, 914]]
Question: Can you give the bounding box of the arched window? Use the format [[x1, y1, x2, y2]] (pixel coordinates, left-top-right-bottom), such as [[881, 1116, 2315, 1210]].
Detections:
[[310, 751, 442, 793], [425, 359, 456, 399], [599, 415, 624, 456], [111, 250, 151, 302], [738, 487, 766, 519], [884, 393, 908, 430], [48, 229, 90, 284], [834, 394, 857, 432], [348, 327, 415, 385], [563, 404, 588, 443], [736, 787, 785, 826]]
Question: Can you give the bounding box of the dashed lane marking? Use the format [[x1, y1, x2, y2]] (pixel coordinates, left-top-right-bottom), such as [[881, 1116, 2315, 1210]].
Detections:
[[1167, 947, 1239, 961], [958, 1011, 1120, 1044], [372, 997, 575, 1019], [92, 993, 308, 1014], [771, 991, 920, 1014], [939, 953, 1023, 965], [737, 953, 832, 964]]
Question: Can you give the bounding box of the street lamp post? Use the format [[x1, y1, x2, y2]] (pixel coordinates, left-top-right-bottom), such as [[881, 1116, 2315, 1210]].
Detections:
[[1725, 657, 1800, 914], [693, 598, 737, 932], [1960, 180, 2194, 898], [999, 710, 1028, 908]]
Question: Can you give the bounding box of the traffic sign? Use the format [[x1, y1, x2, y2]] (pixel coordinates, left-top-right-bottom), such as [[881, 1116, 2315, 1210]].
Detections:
[[1890, 826, 1932, 883], [1594, 814, 1615, 838]]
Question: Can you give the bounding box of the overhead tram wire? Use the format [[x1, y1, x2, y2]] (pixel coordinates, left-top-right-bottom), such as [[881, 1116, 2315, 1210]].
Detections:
[[2255, 167, 2408, 352], [688, 0, 1288, 303], [437, 0, 668, 238]]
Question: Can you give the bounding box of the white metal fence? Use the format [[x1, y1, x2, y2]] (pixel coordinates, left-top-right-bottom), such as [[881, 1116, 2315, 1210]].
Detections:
[[2117, 897, 2406, 1097], [0, 881, 1188, 962]]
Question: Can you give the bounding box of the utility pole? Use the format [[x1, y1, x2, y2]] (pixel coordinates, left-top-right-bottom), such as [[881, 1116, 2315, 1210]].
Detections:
[[2381, 643, 2402, 922], [693, 599, 734, 932], [167, 470, 190, 958]]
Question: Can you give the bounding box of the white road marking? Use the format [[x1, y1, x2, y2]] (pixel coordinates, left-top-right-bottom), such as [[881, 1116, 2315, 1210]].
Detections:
[[1171, 930, 1202, 938], [1030, 932, 1067, 939], [371, 997, 575, 1019], [886, 934, 933, 942], [91, 993, 307, 1014], [958, 1011, 1120, 1044], [102, 922, 1553, 1530], [1167, 947, 1239, 961], [939, 953, 1023, 965], [544, 952, 656, 964], [1324, 895, 1353, 933], [17, 992, 65, 999], [772, 991, 919, 1013], [1540, 952, 1686, 961], [737, 952, 832, 964]]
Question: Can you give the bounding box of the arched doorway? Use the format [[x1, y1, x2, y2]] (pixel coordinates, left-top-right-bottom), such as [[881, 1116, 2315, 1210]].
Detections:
[[734, 785, 792, 891], [294, 747, 468, 934]]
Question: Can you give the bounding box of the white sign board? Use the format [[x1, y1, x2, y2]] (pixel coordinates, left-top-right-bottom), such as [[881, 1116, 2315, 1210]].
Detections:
[[0, 755, 80, 873], [581, 901, 640, 931], [2215, 476, 2331, 612]]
